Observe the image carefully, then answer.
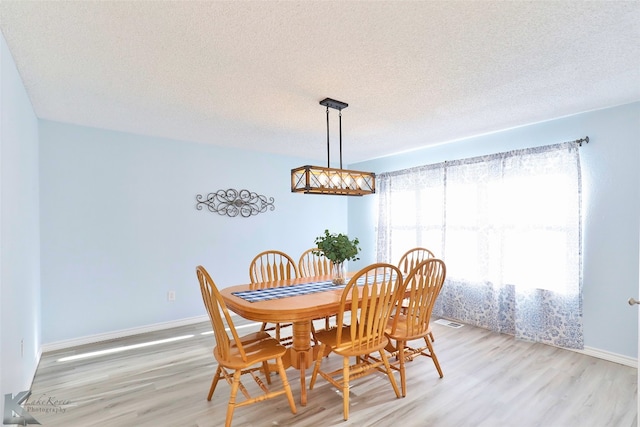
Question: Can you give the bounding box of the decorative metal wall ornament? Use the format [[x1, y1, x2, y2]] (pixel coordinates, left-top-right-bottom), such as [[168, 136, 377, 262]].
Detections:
[[291, 98, 376, 196], [196, 189, 275, 218]]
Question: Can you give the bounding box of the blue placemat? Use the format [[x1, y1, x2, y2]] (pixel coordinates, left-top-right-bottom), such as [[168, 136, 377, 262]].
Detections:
[[232, 273, 396, 303]]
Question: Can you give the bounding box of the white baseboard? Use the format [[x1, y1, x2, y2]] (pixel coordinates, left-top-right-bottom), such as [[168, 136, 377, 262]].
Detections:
[[41, 315, 210, 353], [28, 348, 44, 390], [571, 346, 637, 368]]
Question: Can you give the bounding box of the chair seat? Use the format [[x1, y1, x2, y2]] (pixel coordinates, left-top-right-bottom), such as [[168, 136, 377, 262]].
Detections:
[[314, 326, 390, 356], [235, 330, 272, 344], [230, 330, 274, 352], [216, 333, 288, 369], [385, 315, 432, 341]]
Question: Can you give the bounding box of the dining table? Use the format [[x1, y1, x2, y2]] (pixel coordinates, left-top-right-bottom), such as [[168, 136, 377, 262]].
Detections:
[[220, 274, 352, 406]]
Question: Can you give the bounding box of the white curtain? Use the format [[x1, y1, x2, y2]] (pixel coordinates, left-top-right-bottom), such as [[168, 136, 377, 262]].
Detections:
[[377, 142, 583, 349]]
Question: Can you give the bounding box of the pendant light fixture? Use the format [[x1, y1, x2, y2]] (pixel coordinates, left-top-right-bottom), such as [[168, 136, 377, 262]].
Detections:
[[291, 98, 376, 196]]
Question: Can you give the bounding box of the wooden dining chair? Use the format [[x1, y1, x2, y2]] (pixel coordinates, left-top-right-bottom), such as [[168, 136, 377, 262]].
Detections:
[[196, 265, 297, 427], [397, 247, 435, 275], [298, 248, 333, 331], [309, 263, 403, 421], [385, 258, 446, 397], [249, 250, 299, 287], [397, 247, 436, 341], [298, 247, 333, 277], [248, 250, 300, 347]]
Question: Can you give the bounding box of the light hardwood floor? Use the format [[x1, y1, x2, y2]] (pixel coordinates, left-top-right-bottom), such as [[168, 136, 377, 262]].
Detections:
[[27, 317, 637, 426]]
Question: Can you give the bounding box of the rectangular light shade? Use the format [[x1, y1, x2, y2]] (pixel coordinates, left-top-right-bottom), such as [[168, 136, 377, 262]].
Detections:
[[291, 165, 376, 196]]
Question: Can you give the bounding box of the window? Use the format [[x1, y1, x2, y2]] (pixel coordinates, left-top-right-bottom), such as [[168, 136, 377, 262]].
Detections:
[[377, 142, 583, 349]]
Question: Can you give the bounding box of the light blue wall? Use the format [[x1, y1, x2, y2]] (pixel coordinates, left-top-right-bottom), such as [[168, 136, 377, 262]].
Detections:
[[39, 121, 347, 344], [0, 34, 41, 403], [349, 102, 640, 358]]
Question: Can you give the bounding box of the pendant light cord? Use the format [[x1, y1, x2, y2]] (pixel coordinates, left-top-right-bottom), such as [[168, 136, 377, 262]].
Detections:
[[326, 106, 330, 168], [323, 99, 347, 169], [339, 110, 343, 169]]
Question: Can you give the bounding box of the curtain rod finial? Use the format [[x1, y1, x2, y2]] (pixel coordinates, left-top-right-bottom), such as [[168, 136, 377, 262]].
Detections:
[[576, 136, 589, 147]]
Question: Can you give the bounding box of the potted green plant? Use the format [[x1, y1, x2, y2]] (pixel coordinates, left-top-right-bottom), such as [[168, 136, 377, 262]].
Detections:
[[313, 229, 361, 285]]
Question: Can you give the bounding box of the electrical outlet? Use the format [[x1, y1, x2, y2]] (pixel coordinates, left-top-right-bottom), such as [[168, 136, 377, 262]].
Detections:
[[167, 291, 176, 301]]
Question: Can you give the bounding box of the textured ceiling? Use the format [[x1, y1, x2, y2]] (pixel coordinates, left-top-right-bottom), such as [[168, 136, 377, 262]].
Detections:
[[1, 1, 639, 163]]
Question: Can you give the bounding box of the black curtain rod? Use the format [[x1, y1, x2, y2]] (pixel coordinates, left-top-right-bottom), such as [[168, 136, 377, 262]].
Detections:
[[572, 136, 589, 147]]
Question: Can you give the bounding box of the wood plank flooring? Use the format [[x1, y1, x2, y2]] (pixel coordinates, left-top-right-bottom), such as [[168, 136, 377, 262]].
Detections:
[[27, 317, 637, 426]]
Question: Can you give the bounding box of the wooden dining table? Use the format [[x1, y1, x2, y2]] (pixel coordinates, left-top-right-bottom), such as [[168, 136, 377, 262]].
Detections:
[[220, 274, 350, 406]]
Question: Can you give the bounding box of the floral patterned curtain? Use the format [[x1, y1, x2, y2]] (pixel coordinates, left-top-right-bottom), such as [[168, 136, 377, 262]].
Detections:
[[377, 142, 583, 349]]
